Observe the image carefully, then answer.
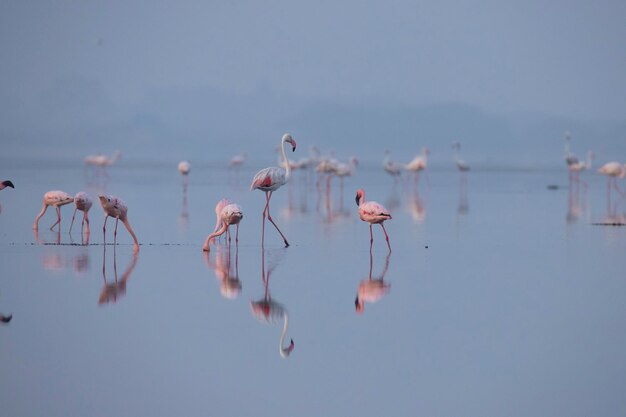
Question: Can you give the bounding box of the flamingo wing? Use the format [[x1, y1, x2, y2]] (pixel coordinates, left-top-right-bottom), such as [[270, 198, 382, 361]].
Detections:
[[250, 167, 285, 191]]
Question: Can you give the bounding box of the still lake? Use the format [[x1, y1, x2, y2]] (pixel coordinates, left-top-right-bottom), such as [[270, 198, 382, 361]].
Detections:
[[1, 158, 625, 417]]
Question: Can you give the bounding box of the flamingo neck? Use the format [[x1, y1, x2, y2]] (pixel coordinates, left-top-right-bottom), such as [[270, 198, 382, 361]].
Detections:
[[281, 138, 291, 181]]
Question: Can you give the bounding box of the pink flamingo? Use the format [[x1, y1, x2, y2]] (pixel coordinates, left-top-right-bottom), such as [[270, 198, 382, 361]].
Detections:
[[383, 150, 403, 181], [99, 195, 140, 252], [598, 162, 626, 197], [203, 199, 243, 251], [405, 147, 430, 186], [33, 190, 74, 230], [355, 188, 392, 252], [250, 133, 297, 247], [203, 245, 242, 299], [69, 192, 93, 235], [0, 180, 14, 191], [355, 252, 391, 314]]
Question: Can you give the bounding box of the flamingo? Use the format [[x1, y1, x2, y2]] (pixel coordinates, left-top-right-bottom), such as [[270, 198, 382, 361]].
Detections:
[[33, 190, 74, 230], [383, 150, 403, 180], [203, 199, 243, 251], [250, 249, 294, 358], [598, 162, 626, 197], [178, 160, 191, 176], [355, 188, 392, 252], [332, 157, 359, 205], [452, 142, 470, 172], [0, 180, 14, 191], [84, 150, 122, 168], [568, 150, 594, 186], [405, 147, 430, 186], [563, 131, 578, 168], [355, 252, 391, 314], [98, 195, 140, 252], [69, 192, 93, 235], [250, 133, 297, 247], [230, 152, 248, 168]]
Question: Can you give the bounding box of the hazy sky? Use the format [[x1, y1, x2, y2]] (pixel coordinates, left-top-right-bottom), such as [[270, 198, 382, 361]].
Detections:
[[1, 0, 625, 122]]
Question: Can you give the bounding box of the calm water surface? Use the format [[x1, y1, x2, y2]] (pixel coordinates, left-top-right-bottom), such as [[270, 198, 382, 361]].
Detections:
[[1, 159, 625, 417]]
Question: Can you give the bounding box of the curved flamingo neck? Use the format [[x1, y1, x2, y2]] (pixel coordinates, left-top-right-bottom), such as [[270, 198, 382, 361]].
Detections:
[[281, 137, 291, 181]]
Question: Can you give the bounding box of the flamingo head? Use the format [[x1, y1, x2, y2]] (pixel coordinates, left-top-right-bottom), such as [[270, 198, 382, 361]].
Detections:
[[451, 142, 460, 149], [350, 156, 359, 167], [1, 314, 12, 323], [422, 147, 430, 155], [1, 180, 14, 189], [355, 188, 365, 206], [282, 133, 297, 152], [280, 339, 295, 358], [355, 296, 364, 315]]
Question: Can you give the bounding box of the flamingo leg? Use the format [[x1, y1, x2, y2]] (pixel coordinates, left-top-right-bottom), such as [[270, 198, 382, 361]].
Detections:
[[113, 217, 119, 246], [83, 211, 90, 235], [236, 223, 239, 243], [266, 191, 289, 247], [69, 207, 78, 234], [369, 224, 374, 252], [103, 215, 109, 246], [50, 206, 61, 230], [261, 192, 270, 246], [380, 223, 391, 252]]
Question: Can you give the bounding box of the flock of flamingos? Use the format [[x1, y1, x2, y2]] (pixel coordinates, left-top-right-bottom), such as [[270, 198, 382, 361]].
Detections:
[[0, 132, 625, 335], [1, 131, 625, 254]]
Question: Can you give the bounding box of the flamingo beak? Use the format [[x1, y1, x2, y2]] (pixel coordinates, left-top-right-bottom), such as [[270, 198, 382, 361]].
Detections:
[[1, 314, 12, 323], [2, 180, 14, 189], [291, 139, 297, 152], [355, 193, 360, 206], [281, 339, 295, 357]]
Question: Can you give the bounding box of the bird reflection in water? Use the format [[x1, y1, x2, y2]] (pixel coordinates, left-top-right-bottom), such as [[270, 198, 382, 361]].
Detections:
[[99, 245, 139, 305], [408, 188, 426, 224], [250, 248, 294, 358], [203, 244, 242, 300], [178, 161, 190, 231], [355, 251, 391, 315], [566, 180, 588, 224], [34, 228, 91, 276]]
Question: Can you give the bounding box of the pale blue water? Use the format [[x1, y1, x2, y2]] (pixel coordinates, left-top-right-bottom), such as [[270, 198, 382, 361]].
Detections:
[[0, 158, 625, 417]]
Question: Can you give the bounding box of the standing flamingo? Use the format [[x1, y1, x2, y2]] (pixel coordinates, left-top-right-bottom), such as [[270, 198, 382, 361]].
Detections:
[[178, 160, 191, 178], [33, 190, 74, 230], [405, 147, 430, 186], [355, 252, 391, 314], [69, 192, 93, 235], [568, 151, 594, 186], [203, 199, 243, 251], [99, 195, 140, 252], [355, 188, 392, 252], [84, 150, 122, 168], [0, 180, 14, 191], [250, 133, 297, 247], [383, 150, 403, 181], [230, 152, 248, 168], [598, 162, 626, 197], [452, 142, 470, 172]]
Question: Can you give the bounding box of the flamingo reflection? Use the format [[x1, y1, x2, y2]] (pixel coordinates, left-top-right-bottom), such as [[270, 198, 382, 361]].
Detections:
[[99, 245, 139, 305], [250, 249, 294, 358], [203, 244, 242, 300], [355, 252, 391, 315]]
